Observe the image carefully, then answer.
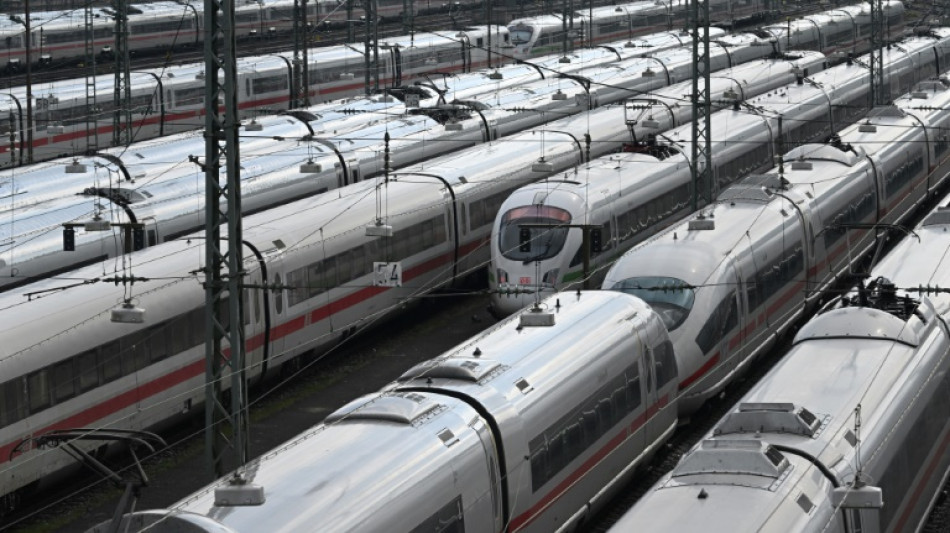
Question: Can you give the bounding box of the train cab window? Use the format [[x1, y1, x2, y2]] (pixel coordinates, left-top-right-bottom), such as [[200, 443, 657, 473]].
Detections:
[[610, 276, 695, 331], [510, 26, 534, 45], [498, 205, 571, 261]]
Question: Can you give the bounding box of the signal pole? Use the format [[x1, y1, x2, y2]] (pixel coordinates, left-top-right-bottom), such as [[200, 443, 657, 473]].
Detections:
[[870, 0, 886, 106], [293, 0, 311, 107], [690, 0, 712, 209], [84, 3, 99, 154], [112, 0, 132, 147], [203, 0, 248, 478]]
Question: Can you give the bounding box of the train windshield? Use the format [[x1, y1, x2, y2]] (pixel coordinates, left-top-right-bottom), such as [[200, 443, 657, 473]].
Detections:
[[509, 25, 534, 45], [499, 205, 571, 262], [610, 276, 694, 331]]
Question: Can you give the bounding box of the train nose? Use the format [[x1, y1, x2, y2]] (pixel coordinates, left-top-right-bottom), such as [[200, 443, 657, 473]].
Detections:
[[490, 285, 556, 317]]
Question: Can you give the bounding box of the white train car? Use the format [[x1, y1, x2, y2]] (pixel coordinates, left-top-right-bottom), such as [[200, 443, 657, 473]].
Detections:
[[0, 2, 904, 169], [0, 26, 512, 168], [609, 190, 950, 532], [0, 0, 485, 69], [489, 31, 950, 316], [601, 77, 950, 415], [764, 0, 906, 56], [88, 291, 675, 533], [507, 0, 773, 57], [0, 105, 627, 508], [0, 28, 793, 291]]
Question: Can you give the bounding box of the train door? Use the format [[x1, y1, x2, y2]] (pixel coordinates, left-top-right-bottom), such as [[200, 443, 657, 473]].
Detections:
[[244, 268, 267, 382], [269, 267, 286, 361], [470, 420, 504, 531], [646, 334, 678, 445], [391, 47, 402, 87], [347, 157, 361, 184], [458, 34, 472, 72], [142, 217, 159, 248], [643, 345, 660, 444]]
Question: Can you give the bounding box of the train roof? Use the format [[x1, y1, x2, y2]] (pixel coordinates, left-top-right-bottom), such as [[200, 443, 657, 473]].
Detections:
[[160, 391, 491, 531], [500, 152, 691, 216], [616, 292, 939, 531]]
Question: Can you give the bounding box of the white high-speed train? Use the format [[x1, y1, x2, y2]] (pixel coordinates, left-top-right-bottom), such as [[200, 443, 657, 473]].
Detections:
[[0, 13, 918, 516], [609, 188, 950, 532], [86, 79, 950, 533], [0, 2, 906, 170], [0, 26, 512, 169], [0, 98, 650, 511], [509, 0, 904, 57], [601, 77, 950, 415], [0, 0, 484, 69], [89, 291, 676, 533], [489, 28, 950, 316], [0, 28, 810, 292]]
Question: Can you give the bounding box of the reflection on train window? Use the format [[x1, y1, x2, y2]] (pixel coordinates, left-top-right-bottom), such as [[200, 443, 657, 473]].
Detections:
[[252, 75, 289, 95], [610, 276, 695, 331], [695, 292, 739, 356], [529, 361, 643, 491], [498, 205, 571, 262], [409, 495, 465, 533]]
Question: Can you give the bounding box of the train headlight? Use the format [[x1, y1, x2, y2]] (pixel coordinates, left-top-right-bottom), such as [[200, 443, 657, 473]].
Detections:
[[542, 269, 559, 287], [496, 268, 509, 284]]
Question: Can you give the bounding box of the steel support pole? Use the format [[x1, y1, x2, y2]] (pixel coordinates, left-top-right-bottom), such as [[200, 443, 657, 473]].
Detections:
[[203, 0, 248, 479], [690, 0, 712, 209], [112, 0, 132, 147]]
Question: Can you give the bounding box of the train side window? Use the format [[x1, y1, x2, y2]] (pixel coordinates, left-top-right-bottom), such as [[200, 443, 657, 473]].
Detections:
[[307, 262, 324, 298], [409, 496, 464, 533], [27, 369, 51, 414], [323, 256, 339, 288], [78, 349, 100, 392], [143, 326, 168, 363], [189, 308, 206, 347], [122, 330, 150, 372], [101, 341, 122, 383], [626, 365, 642, 410], [350, 245, 368, 279], [1, 379, 26, 427], [287, 266, 308, 306], [52, 360, 77, 405]]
